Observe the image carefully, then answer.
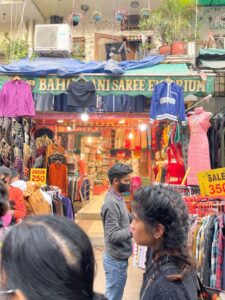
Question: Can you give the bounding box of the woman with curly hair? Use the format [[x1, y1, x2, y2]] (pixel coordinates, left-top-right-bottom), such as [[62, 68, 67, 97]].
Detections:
[[131, 185, 198, 300]]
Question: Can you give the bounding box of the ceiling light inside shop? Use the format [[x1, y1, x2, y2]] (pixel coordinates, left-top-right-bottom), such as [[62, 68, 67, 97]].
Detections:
[[139, 124, 147, 131], [119, 120, 125, 124], [67, 126, 72, 131], [57, 119, 64, 123], [128, 132, 134, 139], [81, 113, 89, 122], [87, 137, 93, 143]]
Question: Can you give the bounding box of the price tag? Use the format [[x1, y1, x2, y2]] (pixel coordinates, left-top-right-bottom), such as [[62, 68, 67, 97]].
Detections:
[[198, 168, 225, 197], [30, 168, 47, 186]]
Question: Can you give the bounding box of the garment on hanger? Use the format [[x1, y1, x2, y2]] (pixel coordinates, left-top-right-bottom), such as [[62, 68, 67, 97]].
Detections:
[[48, 162, 68, 193], [165, 143, 185, 185], [188, 213, 225, 290], [46, 144, 65, 161], [67, 80, 96, 107], [33, 93, 54, 112], [23, 183, 52, 215], [0, 80, 35, 117], [115, 128, 125, 149], [187, 107, 212, 185], [208, 113, 225, 169], [150, 81, 186, 124], [101, 95, 146, 112]]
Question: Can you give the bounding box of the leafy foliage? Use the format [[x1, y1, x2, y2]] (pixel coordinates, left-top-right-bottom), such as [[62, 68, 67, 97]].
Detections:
[[139, 0, 196, 43], [0, 32, 29, 62], [71, 44, 86, 61]]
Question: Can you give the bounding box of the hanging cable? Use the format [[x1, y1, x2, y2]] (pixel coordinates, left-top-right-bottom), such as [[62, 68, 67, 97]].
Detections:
[[11, 0, 27, 62], [14, 2, 18, 31], [10, 1, 13, 40], [194, 0, 198, 42]]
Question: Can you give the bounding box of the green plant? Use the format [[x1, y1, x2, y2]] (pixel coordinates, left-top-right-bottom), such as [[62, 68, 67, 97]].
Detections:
[[71, 44, 86, 60], [0, 32, 29, 62], [92, 11, 102, 21], [139, 8, 151, 18], [139, 42, 155, 52], [68, 10, 82, 26], [139, 9, 172, 44], [139, 0, 196, 43]]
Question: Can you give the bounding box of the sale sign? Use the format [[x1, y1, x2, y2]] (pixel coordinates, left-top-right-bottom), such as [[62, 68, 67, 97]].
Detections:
[[30, 168, 47, 186], [198, 168, 225, 197]]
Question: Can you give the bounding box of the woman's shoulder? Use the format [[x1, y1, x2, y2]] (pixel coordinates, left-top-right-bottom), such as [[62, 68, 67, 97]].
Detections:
[[153, 272, 197, 300], [142, 271, 197, 300]]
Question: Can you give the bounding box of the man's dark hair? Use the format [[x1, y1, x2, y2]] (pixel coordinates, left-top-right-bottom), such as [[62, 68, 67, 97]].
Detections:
[[1, 215, 106, 300], [108, 163, 133, 184]]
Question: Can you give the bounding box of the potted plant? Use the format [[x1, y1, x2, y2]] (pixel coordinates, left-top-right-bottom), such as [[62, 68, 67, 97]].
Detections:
[[68, 10, 82, 27], [139, 9, 172, 54], [71, 44, 86, 61], [0, 32, 29, 62], [138, 0, 196, 55], [139, 41, 157, 57], [166, 0, 195, 55], [115, 9, 127, 22], [92, 11, 102, 21], [140, 8, 151, 18]]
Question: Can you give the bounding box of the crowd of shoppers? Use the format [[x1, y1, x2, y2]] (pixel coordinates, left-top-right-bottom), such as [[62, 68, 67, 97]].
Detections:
[[0, 163, 199, 299]]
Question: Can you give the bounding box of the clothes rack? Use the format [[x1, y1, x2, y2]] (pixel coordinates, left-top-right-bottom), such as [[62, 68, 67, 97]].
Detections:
[[189, 211, 225, 289], [153, 182, 200, 196]]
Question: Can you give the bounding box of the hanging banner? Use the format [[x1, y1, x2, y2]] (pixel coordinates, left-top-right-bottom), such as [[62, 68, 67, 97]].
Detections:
[[0, 75, 214, 96], [30, 168, 47, 186], [198, 168, 225, 197]]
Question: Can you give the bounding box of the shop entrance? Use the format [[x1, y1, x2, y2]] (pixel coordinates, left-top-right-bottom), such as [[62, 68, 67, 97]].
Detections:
[[34, 114, 150, 208]]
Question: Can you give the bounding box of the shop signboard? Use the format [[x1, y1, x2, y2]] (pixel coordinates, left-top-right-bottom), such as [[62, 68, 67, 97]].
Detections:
[[0, 75, 214, 96], [198, 168, 225, 197], [30, 168, 47, 186]]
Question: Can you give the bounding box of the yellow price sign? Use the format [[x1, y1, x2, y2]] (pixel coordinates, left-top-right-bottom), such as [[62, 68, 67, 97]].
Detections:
[[30, 168, 47, 186], [198, 168, 225, 197]]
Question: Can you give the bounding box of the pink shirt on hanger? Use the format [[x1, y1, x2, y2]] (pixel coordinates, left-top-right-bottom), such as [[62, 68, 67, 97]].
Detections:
[[0, 80, 35, 117]]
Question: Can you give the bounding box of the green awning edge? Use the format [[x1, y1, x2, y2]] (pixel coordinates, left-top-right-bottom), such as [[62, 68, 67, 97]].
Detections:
[[200, 49, 225, 56], [198, 0, 225, 5]]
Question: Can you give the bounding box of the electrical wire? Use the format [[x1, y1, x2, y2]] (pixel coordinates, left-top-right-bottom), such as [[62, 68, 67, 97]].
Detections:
[[11, 0, 27, 62], [10, 0, 13, 39], [194, 0, 198, 42]]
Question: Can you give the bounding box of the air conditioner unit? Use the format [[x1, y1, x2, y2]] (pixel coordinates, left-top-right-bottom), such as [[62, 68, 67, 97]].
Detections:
[[34, 24, 72, 57]]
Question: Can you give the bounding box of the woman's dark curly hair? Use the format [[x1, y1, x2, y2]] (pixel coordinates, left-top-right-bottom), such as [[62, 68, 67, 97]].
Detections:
[[132, 185, 193, 279]]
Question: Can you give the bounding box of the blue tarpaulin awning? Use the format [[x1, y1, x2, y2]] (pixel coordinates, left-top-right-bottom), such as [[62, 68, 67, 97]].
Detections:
[[0, 56, 165, 77]]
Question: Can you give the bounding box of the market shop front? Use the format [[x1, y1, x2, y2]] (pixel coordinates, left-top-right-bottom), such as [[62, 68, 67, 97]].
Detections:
[[0, 58, 215, 214]]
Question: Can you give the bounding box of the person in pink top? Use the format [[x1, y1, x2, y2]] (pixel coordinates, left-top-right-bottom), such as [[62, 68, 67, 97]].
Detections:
[[187, 107, 212, 185]]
